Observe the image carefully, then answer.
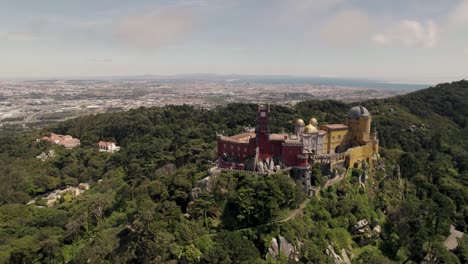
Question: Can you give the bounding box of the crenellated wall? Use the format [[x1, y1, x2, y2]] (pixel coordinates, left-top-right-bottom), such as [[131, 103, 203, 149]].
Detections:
[[343, 142, 376, 169]]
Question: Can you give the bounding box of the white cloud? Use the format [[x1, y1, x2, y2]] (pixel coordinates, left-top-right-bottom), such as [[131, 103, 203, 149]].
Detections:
[[0, 31, 39, 41], [0, 7, 198, 51], [464, 47, 468, 55], [269, 0, 346, 25], [89, 58, 113, 63], [372, 20, 439, 48], [320, 9, 372, 45], [448, 0, 468, 26], [113, 8, 197, 51], [286, 0, 346, 13]]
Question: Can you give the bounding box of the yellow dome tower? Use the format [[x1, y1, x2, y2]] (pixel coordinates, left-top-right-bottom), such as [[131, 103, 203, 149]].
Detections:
[[309, 117, 318, 128], [294, 119, 305, 135], [304, 124, 318, 134], [347, 106, 371, 144]]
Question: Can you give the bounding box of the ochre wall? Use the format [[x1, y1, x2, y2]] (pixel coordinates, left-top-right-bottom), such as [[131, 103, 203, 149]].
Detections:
[[328, 129, 348, 153], [344, 142, 375, 168], [358, 117, 371, 143]]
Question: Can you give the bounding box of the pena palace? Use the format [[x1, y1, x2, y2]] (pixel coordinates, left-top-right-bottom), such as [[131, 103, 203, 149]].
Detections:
[[216, 104, 379, 174]]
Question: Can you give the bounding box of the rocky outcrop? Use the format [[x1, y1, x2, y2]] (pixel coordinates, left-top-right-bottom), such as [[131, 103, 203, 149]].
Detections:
[[326, 244, 345, 264], [208, 166, 221, 175], [36, 150, 55, 161], [257, 161, 265, 174], [341, 248, 351, 264], [372, 224, 382, 234], [266, 235, 300, 262], [189, 187, 202, 201], [353, 219, 369, 232], [197, 176, 213, 192], [256, 157, 285, 174], [325, 243, 353, 264], [189, 176, 215, 200], [351, 219, 381, 246]]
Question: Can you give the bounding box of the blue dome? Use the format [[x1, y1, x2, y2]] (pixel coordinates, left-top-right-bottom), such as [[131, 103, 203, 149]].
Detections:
[[348, 106, 370, 119]]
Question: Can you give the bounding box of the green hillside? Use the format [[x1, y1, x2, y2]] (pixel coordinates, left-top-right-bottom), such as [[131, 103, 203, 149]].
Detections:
[[0, 80, 467, 263]]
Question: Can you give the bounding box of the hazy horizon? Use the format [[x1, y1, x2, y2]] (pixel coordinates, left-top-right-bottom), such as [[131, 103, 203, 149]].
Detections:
[[1, 0, 468, 83], [0, 72, 458, 85]]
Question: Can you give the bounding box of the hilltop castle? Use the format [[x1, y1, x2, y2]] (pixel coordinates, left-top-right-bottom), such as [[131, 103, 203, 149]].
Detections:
[[216, 104, 379, 173]]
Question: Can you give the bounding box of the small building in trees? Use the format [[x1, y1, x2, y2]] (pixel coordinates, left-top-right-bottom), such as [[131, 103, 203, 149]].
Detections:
[[97, 141, 120, 153], [40, 133, 81, 148]]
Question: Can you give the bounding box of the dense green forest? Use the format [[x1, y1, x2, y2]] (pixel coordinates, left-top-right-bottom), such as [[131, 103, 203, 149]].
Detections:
[[0, 80, 467, 263]]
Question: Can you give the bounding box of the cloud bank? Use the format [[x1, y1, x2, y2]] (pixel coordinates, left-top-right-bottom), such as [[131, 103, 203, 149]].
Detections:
[[0, 31, 40, 41], [372, 20, 439, 48], [320, 8, 371, 46], [449, 0, 468, 26], [113, 8, 197, 51]]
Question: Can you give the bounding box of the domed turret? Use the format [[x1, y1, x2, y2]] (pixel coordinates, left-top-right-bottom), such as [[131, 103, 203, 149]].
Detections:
[[295, 119, 305, 126], [309, 118, 318, 126], [348, 106, 370, 120], [304, 124, 317, 133], [347, 105, 372, 144]]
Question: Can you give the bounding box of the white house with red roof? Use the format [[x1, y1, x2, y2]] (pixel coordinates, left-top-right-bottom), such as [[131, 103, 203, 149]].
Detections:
[[98, 141, 120, 153]]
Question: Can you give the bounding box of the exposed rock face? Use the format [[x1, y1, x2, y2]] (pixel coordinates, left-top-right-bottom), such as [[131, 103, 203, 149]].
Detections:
[[341, 248, 351, 264], [36, 150, 55, 161], [268, 237, 279, 257], [267, 158, 275, 171], [256, 158, 281, 174], [257, 161, 265, 174], [351, 219, 381, 246], [208, 166, 221, 175], [354, 219, 369, 231], [444, 225, 465, 250], [372, 225, 382, 234], [197, 176, 213, 193], [189, 187, 202, 200], [325, 243, 352, 264], [326, 244, 344, 264], [278, 236, 295, 257], [189, 176, 214, 201], [273, 157, 285, 169], [266, 235, 300, 262]]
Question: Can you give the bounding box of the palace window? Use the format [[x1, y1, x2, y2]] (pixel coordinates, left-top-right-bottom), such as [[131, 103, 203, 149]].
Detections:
[[237, 146, 240, 151], [244, 147, 247, 152], [231, 145, 233, 149], [338, 135, 342, 140]]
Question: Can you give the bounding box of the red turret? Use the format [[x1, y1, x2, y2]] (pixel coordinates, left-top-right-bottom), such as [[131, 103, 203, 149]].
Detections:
[[256, 104, 272, 160]]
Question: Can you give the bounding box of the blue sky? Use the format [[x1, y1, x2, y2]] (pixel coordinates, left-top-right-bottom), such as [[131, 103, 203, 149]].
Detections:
[[0, 0, 467, 83]]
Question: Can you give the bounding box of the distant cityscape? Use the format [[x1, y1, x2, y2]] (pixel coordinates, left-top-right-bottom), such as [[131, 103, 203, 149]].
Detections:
[[0, 76, 427, 129]]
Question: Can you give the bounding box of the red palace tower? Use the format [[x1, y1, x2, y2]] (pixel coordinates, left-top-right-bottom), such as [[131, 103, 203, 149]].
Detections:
[[216, 104, 309, 172]]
